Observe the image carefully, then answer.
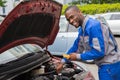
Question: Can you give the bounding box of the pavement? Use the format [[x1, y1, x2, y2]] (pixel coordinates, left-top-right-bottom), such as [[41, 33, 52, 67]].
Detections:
[[83, 63, 98, 80], [81, 36, 120, 80]]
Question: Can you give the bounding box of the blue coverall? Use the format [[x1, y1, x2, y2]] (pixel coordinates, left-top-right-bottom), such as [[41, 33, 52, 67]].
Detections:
[[66, 17, 120, 80]]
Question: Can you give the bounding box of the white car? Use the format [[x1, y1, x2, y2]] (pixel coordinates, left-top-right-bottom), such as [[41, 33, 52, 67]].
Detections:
[[100, 12, 120, 35], [48, 15, 78, 56]]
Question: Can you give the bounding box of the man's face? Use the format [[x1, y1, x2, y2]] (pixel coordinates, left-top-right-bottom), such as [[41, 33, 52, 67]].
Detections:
[[65, 9, 83, 28]]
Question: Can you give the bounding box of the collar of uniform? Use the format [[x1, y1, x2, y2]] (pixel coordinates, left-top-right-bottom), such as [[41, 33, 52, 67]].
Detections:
[[82, 16, 89, 32]]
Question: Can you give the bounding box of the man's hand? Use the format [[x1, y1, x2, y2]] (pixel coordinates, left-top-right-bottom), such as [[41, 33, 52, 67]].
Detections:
[[56, 53, 80, 73], [69, 53, 77, 60], [56, 62, 64, 73], [55, 58, 66, 73]]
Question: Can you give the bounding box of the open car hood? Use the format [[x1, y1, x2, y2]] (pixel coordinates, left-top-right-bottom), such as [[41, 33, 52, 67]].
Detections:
[[0, 0, 62, 53]]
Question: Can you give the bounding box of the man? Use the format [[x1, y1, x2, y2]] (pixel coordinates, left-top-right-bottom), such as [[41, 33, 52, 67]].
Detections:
[[57, 6, 120, 80]]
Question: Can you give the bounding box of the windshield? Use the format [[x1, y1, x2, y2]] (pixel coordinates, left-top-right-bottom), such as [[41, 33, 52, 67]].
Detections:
[[0, 44, 43, 64], [59, 16, 68, 32]]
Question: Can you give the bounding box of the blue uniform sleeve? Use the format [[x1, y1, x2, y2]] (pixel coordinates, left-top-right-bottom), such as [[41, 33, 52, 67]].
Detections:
[[80, 21, 105, 60], [67, 37, 79, 54], [67, 28, 82, 54]]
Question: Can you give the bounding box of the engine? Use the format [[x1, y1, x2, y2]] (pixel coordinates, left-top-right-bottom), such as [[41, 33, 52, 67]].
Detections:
[[12, 58, 83, 80]]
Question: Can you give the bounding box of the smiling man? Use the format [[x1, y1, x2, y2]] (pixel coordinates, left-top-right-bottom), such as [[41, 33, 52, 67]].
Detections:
[[57, 5, 120, 80], [65, 6, 84, 28]]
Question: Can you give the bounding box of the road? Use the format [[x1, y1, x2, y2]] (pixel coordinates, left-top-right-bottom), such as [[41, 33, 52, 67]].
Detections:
[[82, 36, 120, 80]]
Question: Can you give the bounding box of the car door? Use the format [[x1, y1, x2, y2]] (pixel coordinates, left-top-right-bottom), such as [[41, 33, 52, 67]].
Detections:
[[48, 16, 68, 56], [66, 24, 78, 52], [108, 14, 120, 34], [102, 13, 120, 35]]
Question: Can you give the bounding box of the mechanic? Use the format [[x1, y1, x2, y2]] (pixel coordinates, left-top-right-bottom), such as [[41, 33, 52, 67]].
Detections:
[[56, 5, 120, 80]]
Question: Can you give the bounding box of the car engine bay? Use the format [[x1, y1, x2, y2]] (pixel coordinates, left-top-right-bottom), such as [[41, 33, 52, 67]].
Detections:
[[12, 52, 84, 80]]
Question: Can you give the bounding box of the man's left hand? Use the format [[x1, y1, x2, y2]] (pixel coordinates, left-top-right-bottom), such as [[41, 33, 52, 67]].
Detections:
[[69, 53, 77, 60]]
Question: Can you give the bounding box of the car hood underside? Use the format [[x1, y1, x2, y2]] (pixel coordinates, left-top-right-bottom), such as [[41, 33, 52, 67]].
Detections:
[[0, 0, 62, 53]]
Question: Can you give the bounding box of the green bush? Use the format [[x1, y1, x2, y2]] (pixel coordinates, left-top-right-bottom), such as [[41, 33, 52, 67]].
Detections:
[[0, 0, 6, 7], [62, 3, 120, 15]]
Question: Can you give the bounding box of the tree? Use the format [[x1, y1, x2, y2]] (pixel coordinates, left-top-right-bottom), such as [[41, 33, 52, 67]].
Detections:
[[69, 0, 120, 4], [0, 0, 6, 7], [92, 0, 120, 4], [68, 0, 91, 5]]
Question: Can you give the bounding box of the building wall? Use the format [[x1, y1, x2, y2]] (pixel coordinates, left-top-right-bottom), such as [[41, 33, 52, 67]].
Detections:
[[0, 0, 22, 15], [0, 0, 79, 15], [55, 0, 64, 4], [55, 0, 75, 4]]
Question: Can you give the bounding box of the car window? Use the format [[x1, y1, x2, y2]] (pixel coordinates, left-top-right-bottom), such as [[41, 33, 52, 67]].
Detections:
[[59, 17, 68, 32], [0, 44, 42, 64], [96, 16, 107, 24], [110, 14, 120, 20], [102, 14, 112, 20]]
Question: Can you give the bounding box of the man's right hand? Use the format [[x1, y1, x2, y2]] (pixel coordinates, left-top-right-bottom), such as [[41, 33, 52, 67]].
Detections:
[[56, 58, 68, 73], [56, 62, 64, 73]]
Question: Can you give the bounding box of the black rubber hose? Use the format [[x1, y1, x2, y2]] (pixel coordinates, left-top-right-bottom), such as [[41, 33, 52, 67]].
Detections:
[[33, 70, 57, 78]]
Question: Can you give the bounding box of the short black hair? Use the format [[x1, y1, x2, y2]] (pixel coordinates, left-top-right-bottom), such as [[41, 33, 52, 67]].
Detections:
[[64, 5, 80, 14]]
